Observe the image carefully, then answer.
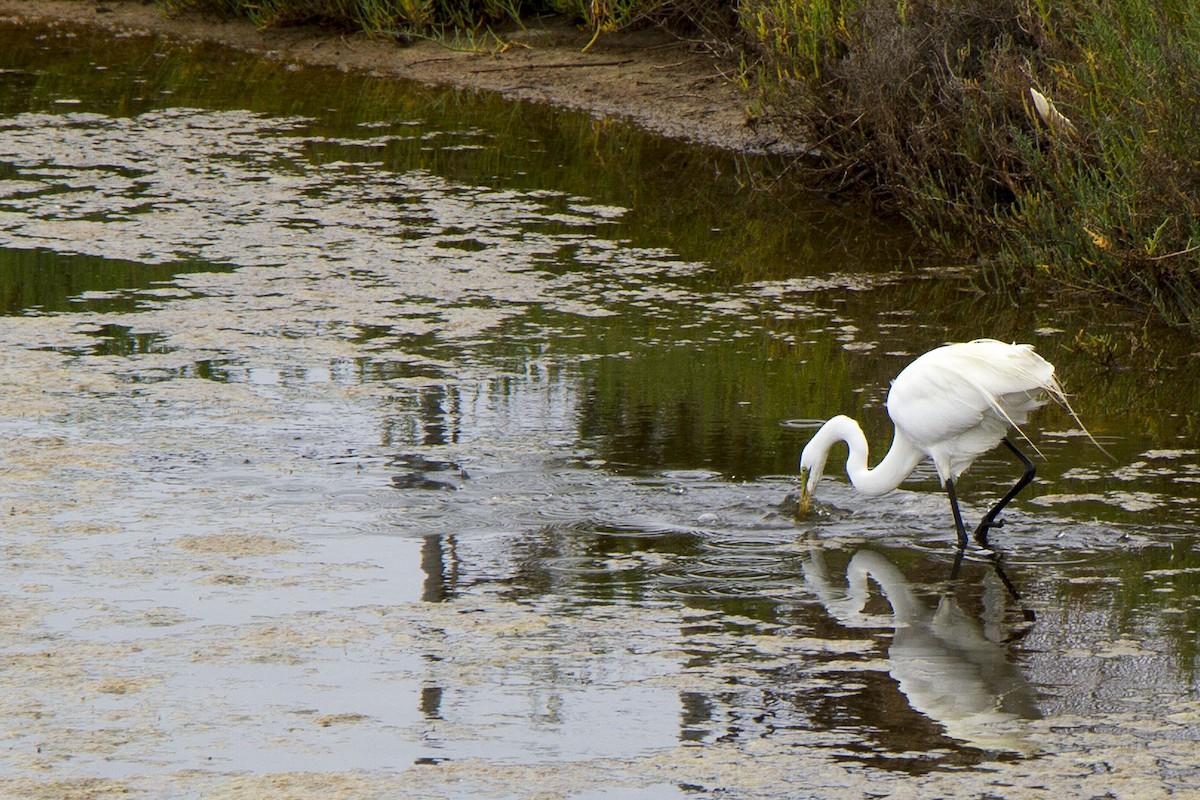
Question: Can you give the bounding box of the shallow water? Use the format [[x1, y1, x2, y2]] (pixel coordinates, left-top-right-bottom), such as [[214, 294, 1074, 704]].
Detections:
[[0, 19, 1197, 800]]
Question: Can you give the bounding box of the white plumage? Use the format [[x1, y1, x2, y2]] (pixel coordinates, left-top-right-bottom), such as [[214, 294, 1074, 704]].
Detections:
[[798, 339, 1087, 547], [887, 339, 1060, 482]]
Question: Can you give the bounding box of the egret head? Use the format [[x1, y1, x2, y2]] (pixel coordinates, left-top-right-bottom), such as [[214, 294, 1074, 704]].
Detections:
[[797, 440, 826, 516]]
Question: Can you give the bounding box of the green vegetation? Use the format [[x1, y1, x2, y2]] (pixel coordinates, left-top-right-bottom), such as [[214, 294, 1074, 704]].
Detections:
[[154, 0, 1200, 329], [157, 0, 719, 46], [742, 0, 1200, 328], [159, 0, 525, 34]]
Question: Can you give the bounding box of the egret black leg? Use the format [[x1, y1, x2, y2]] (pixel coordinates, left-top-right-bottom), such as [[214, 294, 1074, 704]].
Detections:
[[949, 546, 966, 579], [973, 437, 1037, 546], [945, 478, 969, 550]]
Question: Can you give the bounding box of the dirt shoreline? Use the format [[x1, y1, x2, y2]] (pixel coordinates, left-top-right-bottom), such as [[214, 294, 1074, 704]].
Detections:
[[1, 0, 802, 155]]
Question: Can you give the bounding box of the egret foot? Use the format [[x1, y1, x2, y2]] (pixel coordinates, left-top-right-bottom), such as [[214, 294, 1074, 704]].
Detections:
[[974, 516, 1005, 547], [972, 437, 1037, 547]]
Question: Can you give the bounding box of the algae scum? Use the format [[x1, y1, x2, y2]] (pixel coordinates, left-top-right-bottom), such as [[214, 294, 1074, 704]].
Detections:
[[0, 19, 1198, 800]]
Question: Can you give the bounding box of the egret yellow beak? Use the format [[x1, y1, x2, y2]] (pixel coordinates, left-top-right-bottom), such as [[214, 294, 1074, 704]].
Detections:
[[798, 467, 812, 515]]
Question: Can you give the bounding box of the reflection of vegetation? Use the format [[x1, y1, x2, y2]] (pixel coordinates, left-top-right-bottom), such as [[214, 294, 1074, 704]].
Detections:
[[83, 324, 172, 357], [0, 19, 916, 305], [1058, 543, 1200, 678], [0, 249, 212, 316], [576, 333, 861, 478]]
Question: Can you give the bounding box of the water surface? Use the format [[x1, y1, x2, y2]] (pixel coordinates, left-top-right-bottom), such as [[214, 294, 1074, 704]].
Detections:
[[0, 19, 1197, 799]]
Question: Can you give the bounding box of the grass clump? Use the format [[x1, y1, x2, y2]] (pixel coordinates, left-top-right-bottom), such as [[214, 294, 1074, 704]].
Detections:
[[158, 0, 525, 34], [741, 0, 1200, 327], [158, 0, 721, 44]]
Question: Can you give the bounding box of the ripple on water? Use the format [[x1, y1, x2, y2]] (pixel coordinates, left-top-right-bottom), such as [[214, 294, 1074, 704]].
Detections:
[[655, 577, 805, 601], [539, 555, 650, 579], [549, 517, 706, 540], [656, 468, 725, 482]]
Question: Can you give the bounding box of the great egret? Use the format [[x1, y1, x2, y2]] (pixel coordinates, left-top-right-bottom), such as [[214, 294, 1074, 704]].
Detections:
[[797, 339, 1091, 548]]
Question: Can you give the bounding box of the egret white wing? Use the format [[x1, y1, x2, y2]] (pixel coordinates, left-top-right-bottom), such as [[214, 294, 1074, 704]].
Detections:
[[886, 340, 1058, 480]]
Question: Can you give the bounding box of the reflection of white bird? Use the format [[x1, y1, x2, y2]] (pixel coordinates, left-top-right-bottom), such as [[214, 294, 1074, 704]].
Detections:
[[798, 339, 1091, 547], [803, 550, 1041, 754]]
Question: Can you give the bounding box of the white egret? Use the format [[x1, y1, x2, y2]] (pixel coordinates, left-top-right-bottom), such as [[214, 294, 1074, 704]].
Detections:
[[797, 339, 1093, 547]]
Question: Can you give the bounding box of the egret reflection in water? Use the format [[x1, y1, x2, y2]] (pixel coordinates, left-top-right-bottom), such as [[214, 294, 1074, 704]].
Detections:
[[802, 548, 1042, 754]]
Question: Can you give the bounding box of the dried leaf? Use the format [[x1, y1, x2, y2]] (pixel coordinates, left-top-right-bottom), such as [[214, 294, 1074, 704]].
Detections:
[[1083, 227, 1111, 250]]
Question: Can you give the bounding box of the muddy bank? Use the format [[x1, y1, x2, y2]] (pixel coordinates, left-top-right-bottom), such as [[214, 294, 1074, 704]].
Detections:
[[0, 0, 799, 154]]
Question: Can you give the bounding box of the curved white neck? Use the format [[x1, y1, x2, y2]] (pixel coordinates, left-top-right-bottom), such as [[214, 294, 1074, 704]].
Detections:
[[801, 415, 925, 497], [803, 549, 922, 626], [846, 551, 921, 622]]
